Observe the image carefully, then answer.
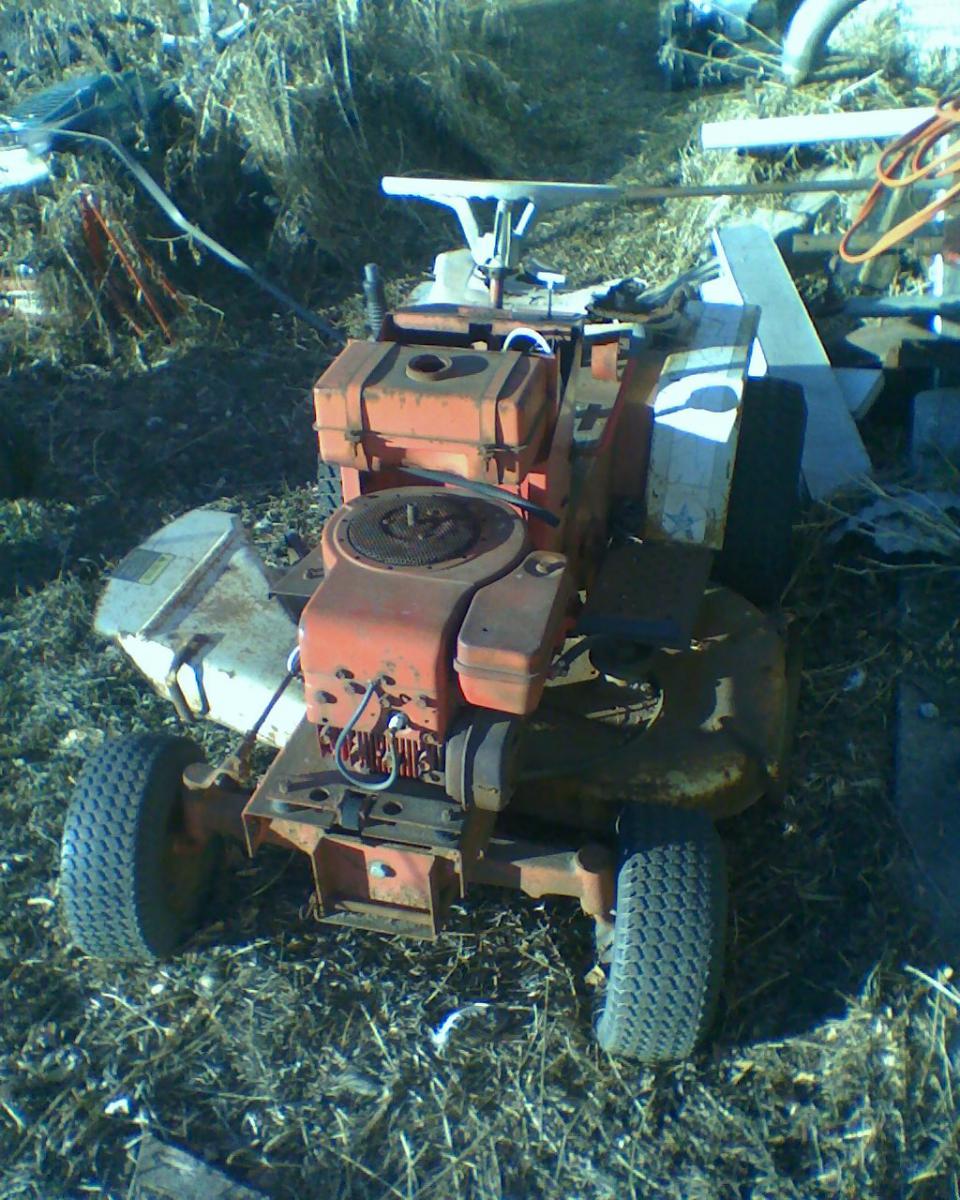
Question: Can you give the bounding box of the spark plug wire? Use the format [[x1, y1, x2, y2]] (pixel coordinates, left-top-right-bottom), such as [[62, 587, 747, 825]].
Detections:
[[334, 679, 405, 793]]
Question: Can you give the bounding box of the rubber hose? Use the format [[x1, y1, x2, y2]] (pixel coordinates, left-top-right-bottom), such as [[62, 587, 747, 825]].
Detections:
[[781, 0, 869, 85]]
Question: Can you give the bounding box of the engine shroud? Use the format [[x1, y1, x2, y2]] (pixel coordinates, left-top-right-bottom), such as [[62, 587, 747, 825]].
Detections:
[[299, 487, 528, 739], [346, 492, 482, 567]]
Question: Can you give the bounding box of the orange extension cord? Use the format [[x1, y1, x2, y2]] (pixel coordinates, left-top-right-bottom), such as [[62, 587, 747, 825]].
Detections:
[[838, 94, 960, 264]]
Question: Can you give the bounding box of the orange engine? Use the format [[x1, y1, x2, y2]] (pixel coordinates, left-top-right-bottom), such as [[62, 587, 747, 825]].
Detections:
[[300, 332, 581, 788], [298, 487, 573, 782]]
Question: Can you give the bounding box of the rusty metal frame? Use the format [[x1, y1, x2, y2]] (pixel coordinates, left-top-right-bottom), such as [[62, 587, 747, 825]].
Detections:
[[471, 838, 614, 920]]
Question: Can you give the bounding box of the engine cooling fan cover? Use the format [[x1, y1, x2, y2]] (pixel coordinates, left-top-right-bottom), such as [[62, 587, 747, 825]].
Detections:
[[346, 491, 488, 567]]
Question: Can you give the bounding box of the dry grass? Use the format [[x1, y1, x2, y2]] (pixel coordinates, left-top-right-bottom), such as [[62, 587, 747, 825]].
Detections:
[[0, 0, 521, 372], [2, 1, 960, 1197]]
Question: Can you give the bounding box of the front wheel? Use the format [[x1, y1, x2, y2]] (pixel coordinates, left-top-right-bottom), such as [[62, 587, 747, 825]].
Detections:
[[594, 803, 726, 1062], [60, 734, 221, 961]]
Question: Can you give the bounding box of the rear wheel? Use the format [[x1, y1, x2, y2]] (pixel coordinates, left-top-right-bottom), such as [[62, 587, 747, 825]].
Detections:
[[594, 803, 726, 1062], [60, 734, 220, 961], [714, 376, 807, 608]]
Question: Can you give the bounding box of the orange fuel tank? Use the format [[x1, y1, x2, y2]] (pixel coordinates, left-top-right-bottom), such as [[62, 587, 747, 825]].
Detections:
[[312, 341, 553, 484]]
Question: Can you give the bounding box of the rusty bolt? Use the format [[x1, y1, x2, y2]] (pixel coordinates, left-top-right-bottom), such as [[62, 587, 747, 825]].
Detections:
[[304, 566, 323, 580], [335, 668, 353, 680]]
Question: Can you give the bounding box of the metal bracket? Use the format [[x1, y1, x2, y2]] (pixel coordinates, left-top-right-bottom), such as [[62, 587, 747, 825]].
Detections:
[[165, 634, 210, 722]]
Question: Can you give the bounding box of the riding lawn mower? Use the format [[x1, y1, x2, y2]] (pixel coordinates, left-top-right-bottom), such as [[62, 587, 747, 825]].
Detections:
[[59, 178, 806, 1063]]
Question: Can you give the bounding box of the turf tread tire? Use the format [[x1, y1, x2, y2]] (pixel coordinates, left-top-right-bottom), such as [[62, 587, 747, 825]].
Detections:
[[714, 376, 807, 609], [60, 734, 216, 962], [595, 804, 726, 1062]]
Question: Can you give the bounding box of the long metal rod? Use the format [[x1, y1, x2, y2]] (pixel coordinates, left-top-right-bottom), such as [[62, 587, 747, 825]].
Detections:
[[620, 176, 878, 203]]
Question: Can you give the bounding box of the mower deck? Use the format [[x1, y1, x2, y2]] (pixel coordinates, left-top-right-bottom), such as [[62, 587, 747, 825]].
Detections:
[[224, 584, 790, 938]]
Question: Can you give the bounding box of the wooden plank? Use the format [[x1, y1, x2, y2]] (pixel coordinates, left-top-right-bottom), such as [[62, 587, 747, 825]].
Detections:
[[712, 224, 872, 500], [835, 368, 884, 420], [895, 592, 960, 947], [700, 107, 936, 151], [129, 1135, 267, 1200], [642, 301, 759, 549], [702, 276, 881, 418]]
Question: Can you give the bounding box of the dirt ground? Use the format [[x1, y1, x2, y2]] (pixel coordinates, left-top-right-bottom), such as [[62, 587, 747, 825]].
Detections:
[[2, 2, 960, 1198]]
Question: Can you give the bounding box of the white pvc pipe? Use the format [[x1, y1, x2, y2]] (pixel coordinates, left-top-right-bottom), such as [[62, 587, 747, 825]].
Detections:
[[700, 106, 936, 151]]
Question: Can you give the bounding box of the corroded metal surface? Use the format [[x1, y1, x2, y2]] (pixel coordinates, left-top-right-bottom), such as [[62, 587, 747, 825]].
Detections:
[[520, 587, 791, 821]]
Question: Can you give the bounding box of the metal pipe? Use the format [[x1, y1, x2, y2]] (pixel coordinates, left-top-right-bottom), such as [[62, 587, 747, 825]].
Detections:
[[620, 176, 886, 203], [781, 0, 868, 85], [844, 294, 960, 318]]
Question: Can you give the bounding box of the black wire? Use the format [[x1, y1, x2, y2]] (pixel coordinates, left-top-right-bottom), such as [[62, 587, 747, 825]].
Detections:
[[7, 122, 343, 343], [396, 465, 560, 527]]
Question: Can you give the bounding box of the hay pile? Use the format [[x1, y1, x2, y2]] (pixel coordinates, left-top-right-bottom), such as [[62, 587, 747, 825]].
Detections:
[[0, 0, 521, 370], [2, 1, 960, 1197]]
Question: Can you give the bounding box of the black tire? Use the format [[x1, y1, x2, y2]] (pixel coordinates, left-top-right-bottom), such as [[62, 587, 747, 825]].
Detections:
[[657, 1, 696, 89], [60, 734, 220, 961], [595, 804, 726, 1062], [714, 376, 807, 609]]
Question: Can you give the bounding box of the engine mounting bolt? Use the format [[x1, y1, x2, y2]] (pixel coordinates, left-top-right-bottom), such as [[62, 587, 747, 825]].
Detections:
[[305, 566, 323, 580], [278, 778, 291, 795], [369, 861, 394, 879], [335, 668, 353, 680]]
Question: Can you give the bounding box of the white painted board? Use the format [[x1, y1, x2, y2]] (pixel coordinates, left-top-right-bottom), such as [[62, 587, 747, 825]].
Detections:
[[643, 302, 758, 549], [712, 224, 871, 499], [701, 107, 936, 152]]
